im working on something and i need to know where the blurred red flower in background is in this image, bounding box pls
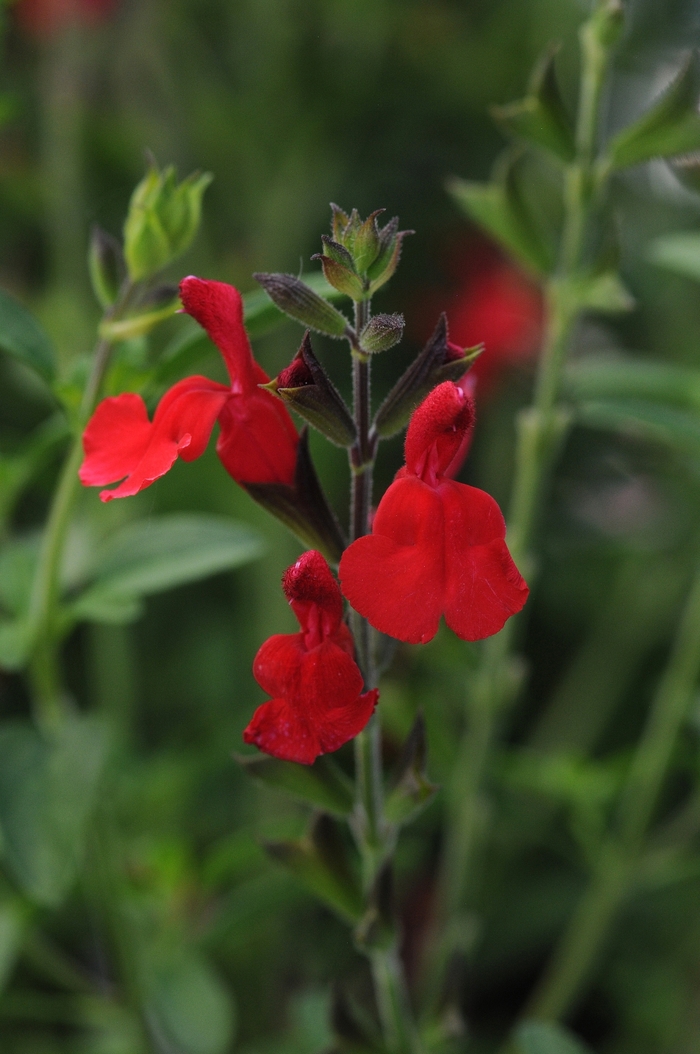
[416,238,543,396]
[244,551,378,764]
[15,0,117,37]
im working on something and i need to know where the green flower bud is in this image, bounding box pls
[123,161,212,282]
[253,272,349,338]
[88,225,125,309]
[359,313,405,353]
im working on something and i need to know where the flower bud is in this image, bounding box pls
[88,225,125,309]
[312,237,366,301]
[253,272,349,338]
[366,217,413,294]
[123,161,212,282]
[268,332,357,447]
[373,314,482,438]
[359,313,405,354]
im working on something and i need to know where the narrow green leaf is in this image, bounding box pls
[0,900,25,993]
[265,815,363,924]
[608,54,700,170]
[69,515,263,625]
[237,754,354,817]
[141,944,236,1054]
[492,47,575,163]
[571,271,635,314]
[515,1021,591,1054]
[0,717,108,906]
[648,231,700,282]
[576,398,700,458]
[565,356,700,412]
[0,288,56,384]
[448,172,550,276]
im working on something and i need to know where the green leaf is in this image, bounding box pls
[448,160,552,276]
[492,47,575,163]
[570,271,635,314]
[70,515,263,625]
[142,944,236,1054]
[0,288,56,384]
[265,815,363,924]
[514,1021,591,1054]
[0,620,31,672]
[384,713,439,827]
[0,534,39,617]
[237,754,354,817]
[0,900,26,993]
[608,54,700,170]
[0,416,69,531]
[575,398,700,458]
[0,717,108,906]
[648,231,700,282]
[565,356,700,412]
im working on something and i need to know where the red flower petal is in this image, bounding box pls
[440,480,529,640]
[404,381,475,484]
[179,277,267,392]
[80,377,229,502]
[282,550,345,645]
[216,389,298,486]
[247,633,373,764]
[339,477,445,644]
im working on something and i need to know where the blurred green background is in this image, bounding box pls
[3,0,700,1051]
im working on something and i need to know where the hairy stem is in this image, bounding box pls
[431,4,615,1002]
[27,289,134,729]
[526,553,700,1021]
[348,297,423,1053]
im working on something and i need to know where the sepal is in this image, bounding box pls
[264,813,364,923]
[366,217,413,293]
[608,53,700,171]
[253,272,349,337]
[98,286,180,341]
[244,428,346,564]
[492,46,575,164]
[384,712,438,826]
[236,752,354,817]
[359,314,404,354]
[313,237,366,300]
[88,225,125,309]
[269,332,356,447]
[373,314,481,439]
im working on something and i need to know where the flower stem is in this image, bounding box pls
[348,297,423,1054]
[431,4,615,1000]
[525,553,700,1021]
[27,289,134,730]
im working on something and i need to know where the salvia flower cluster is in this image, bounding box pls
[80,207,529,764]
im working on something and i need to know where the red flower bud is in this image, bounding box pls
[244,551,378,765]
[340,383,529,644]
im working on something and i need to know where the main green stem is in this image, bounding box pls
[349,298,422,1054]
[27,289,133,729]
[433,6,614,993]
[525,554,700,1021]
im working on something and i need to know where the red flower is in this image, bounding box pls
[339,382,529,644]
[16,0,117,37]
[80,277,299,501]
[244,551,378,765]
